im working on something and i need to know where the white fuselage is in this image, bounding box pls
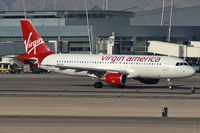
[40,54,195,79]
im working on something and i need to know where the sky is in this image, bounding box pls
[0,0,200,11]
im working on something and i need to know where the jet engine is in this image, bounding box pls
[105,73,127,86]
[137,78,160,84]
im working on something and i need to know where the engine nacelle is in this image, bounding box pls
[137,78,160,84]
[105,73,127,86]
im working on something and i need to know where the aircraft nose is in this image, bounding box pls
[187,67,196,77]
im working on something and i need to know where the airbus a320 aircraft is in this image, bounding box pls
[17,20,195,89]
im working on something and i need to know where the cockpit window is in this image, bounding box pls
[176,62,180,66]
[176,62,189,66]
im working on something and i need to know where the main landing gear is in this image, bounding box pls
[167,78,173,89]
[94,81,103,88]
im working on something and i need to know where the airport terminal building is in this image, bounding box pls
[0,5,200,55]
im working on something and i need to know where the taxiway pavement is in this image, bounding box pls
[0,73,199,133]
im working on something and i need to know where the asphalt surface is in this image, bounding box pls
[0,73,199,98]
[0,116,200,133]
[0,73,199,133]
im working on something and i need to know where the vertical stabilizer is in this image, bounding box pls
[18,20,54,66]
[20,20,54,56]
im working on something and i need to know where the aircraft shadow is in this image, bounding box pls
[69,84,200,94]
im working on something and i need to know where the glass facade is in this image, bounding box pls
[135,36,166,52]
[134,36,199,53]
[0,37,23,42]
[115,36,133,52]
[170,36,197,44]
[61,36,90,52]
[0,36,58,42]
[99,36,133,53]
[42,37,58,42]
[0,36,198,53]
[66,14,129,19]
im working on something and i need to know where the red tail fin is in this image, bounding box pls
[18,20,54,66]
[20,20,54,56]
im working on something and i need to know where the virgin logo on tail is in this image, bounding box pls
[25,32,45,55]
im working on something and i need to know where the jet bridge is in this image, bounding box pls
[147,41,200,58]
[147,41,200,71]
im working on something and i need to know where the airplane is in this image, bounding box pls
[17,20,195,89]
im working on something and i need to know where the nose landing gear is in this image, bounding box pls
[167,78,174,89]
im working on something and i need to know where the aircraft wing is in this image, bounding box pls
[42,64,128,76]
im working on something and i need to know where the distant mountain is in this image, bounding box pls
[0,0,199,11]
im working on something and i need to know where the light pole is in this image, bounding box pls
[85,0,92,54]
[54,0,56,10]
[42,0,45,10]
[161,0,166,26]
[23,0,26,19]
[168,0,174,42]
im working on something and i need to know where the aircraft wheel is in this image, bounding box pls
[169,85,173,90]
[94,82,103,88]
